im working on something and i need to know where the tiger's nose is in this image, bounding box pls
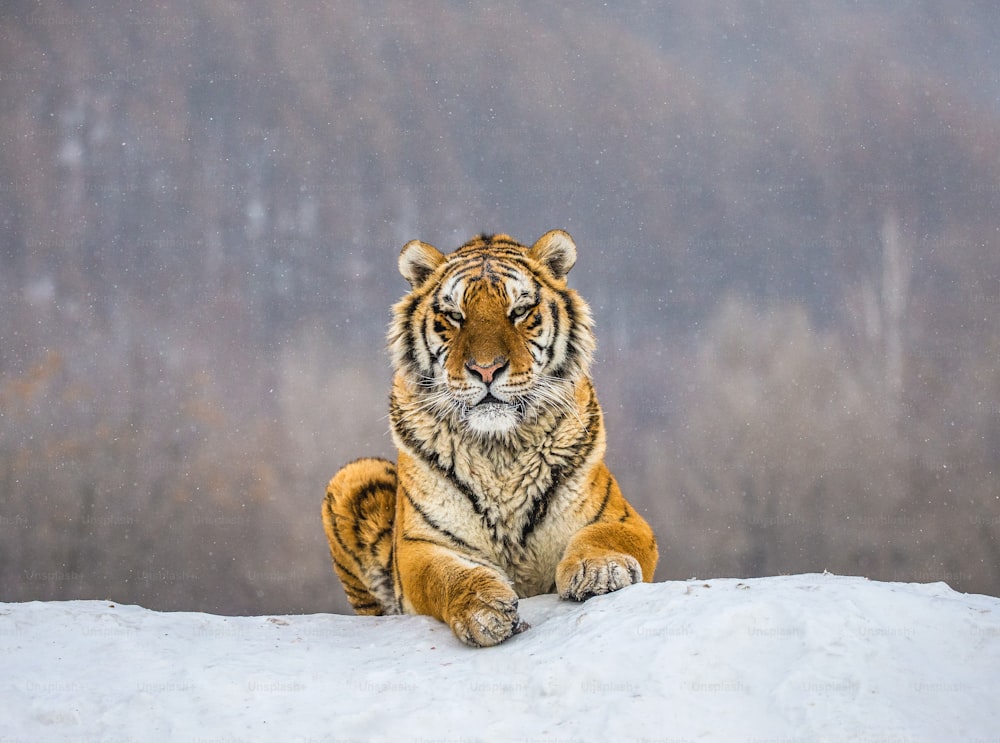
[466,357,507,384]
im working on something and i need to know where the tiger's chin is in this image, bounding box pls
[463,401,523,436]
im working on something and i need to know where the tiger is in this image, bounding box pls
[322,230,658,647]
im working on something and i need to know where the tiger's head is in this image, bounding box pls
[389,230,596,437]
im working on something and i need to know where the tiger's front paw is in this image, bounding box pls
[447,577,528,647]
[556,552,643,601]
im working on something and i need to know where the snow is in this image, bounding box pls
[2,573,999,742]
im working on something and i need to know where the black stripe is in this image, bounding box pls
[528,338,548,367]
[353,477,395,505]
[619,503,633,523]
[349,600,382,612]
[343,584,373,601]
[330,556,364,586]
[328,503,365,573]
[519,385,602,546]
[493,255,536,276]
[396,295,422,373]
[402,485,484,556]
[390,403,488,521]
[587,476,614,526]
[447,260,484,284]
[455,249,530,272]
[546,298,562,371]
[400,534,497,569]
[370,525,393,554]
[418,310,435,374]
[491,263,526,284]
[348,480,394,551]
[520,490,550,545]
[522,312,543,332]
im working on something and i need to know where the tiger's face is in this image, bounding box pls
[389,231,595,436]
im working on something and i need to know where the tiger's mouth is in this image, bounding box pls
[463,392,523,434]
[474,392,510,407]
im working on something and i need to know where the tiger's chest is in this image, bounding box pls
[393,384,605,597]
[447,441,591,595]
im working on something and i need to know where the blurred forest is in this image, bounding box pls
[1,1,998,615]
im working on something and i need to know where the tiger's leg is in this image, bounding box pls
[395,537,526,647]
[392,459,527,646]
[556,464,659,601]
[322,458,399,615]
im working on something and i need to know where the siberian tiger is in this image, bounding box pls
[322,230,658,647]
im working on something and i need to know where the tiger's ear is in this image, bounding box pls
[530,230,577,280]
[399,240,446,288]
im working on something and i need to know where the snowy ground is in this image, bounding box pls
[2,573,999,742]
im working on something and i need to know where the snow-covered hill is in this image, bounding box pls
[3,573,999,741]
